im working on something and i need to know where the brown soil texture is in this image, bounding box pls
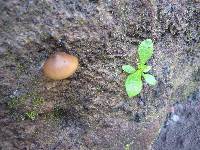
[0,0,199,150]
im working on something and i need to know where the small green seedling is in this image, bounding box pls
[122,39,157,97]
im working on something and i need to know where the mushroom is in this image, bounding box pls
[43,52,78,80]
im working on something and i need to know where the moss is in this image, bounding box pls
[43,107,63,124]
[16,63,27,77]
[8,92,45,108]
[32,96,45,107]
[52,107,65,118]
[8,94,28,109]
[8,92,45,121]
[25,111,38,120]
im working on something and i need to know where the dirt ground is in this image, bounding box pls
[0,0,199,150]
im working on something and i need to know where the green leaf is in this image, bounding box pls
[143,65,152,72]
[138,39,153,64]
[125,71,142,97]
[143,74,157,85]
[122,65,136,74]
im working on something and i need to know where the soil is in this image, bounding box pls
[0,0,199,150]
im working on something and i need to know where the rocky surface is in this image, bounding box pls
[153,89,200,150]
[0,0,199,149]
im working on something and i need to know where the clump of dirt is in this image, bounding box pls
[0,0,199,149]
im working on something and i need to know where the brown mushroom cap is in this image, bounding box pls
[43,52,78,80]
